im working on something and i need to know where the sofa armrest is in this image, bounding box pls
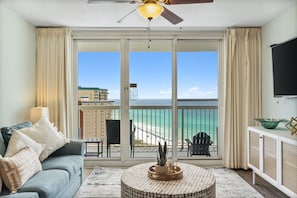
[51,139,85,156]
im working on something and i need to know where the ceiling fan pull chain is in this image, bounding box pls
[147,19,152,49]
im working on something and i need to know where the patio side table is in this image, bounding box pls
[84,138,103,157]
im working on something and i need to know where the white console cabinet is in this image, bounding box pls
[247,126,297,197]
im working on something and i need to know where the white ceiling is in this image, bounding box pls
[2,0,297,29]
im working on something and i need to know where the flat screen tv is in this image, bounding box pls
[271,37,297,97]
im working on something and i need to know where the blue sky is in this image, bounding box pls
[78,51,218,99]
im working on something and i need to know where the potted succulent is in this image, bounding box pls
[155,141,168,175]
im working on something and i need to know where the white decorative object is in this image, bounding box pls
[19,118,68,161]
[4,131,45,157]
[30,107,49,124]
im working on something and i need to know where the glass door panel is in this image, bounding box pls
[176,40,219,158]
[77,40,121,158]
[129,40,172,158]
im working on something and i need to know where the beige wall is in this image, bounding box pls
[261,4,297,121]
[0,3,36,126]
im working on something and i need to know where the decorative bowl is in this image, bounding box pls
[255,118,288,129]
[148,165,183,181]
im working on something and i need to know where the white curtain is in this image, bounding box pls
[35,28,73,137]
[224,28,262,169]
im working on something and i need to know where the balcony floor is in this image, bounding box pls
[85,145,219,159]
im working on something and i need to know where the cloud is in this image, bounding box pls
[181,86,217,98]
[188,87,200,93]
[159,88,172,98]
[107,86,217,99]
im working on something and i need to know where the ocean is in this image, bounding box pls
[112,99,218,145]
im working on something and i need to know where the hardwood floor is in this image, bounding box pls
[234,169,289,198]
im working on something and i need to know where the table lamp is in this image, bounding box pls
[30,107,49,124]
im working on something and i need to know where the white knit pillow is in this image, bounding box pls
[0,147,42,193]
[4,130,45,158]
[19,118,69,161]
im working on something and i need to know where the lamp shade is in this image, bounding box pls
[137,3,164,20]
[30,107,49,123]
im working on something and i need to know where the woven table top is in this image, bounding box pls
[121,162,216,198]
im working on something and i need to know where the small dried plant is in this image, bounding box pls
[157,141,167,166]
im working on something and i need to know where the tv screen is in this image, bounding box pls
[271,37,297,97]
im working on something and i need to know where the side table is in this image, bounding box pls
[84,138,103,157]
[121,162,216,198]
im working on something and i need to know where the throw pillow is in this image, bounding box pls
[0,122,32,148]
[4,130,45,158]
[19,118,69,161]
[0,147,42,193]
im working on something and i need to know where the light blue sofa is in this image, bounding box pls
[0,122,85,198]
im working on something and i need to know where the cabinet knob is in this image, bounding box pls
[259,136,263,139]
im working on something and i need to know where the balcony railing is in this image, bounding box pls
[78,99,218,154]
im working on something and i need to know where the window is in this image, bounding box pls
[73,31,223,163]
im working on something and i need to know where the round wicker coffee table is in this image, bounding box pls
[121,162,216,198]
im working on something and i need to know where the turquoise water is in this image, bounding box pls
[113,99,218,145]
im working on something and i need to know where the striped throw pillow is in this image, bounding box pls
[0,147,42,193]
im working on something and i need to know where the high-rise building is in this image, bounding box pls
[78,86,108,101]
[78,86,113,141]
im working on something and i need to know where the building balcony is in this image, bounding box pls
[78,99,219,159]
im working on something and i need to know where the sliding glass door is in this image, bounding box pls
[129,40,173,158]
[77,40,123,158]
[176,40,219,158]
[74,35,222,162]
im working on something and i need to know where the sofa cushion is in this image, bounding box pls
[0,147,42,193]
[0,122,32,148]
[0,192,39,198]
[5,131,45,158]
[42,155,83,180]
[19,169,69,198]
[19,118,69,161]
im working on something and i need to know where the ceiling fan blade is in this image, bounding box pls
[87,0,134,4]
[163,0,213,5]
[117,9,137,23]
[161,7,183,25]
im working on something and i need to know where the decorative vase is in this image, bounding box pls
[155,165,168,175]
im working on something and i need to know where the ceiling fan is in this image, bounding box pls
[87,0,213,25]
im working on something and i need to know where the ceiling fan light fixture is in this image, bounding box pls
[137,3,164,20]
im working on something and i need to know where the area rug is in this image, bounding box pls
[75,166,263,198]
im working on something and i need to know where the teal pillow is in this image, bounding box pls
[0,134,6,156]
[0,122,32,148]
